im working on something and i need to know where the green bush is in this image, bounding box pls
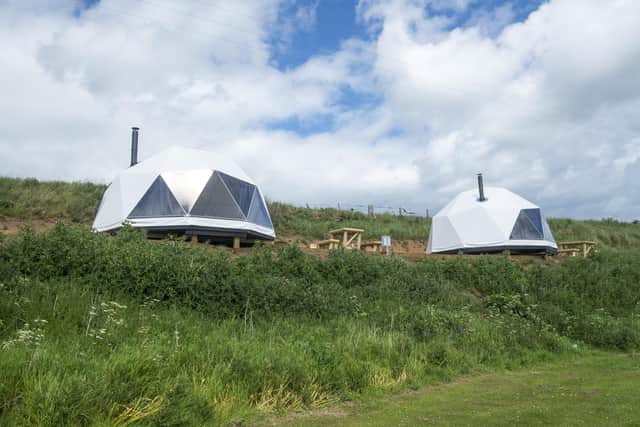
[1,224,640,424]
[3,224,639,350]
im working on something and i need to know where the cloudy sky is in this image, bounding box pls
[1,0,639,219]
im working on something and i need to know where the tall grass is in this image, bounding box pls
[2,177,640,247]
[1,225,639,424]
[549,217,640,248]
[0,177,105,223]
[0,279,571,425]
[268,202,430,241]
[1,225,639,345]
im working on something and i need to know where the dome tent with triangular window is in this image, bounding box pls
[92,129,275,242]
[426,174,556,255]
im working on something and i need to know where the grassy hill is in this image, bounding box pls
[0,177,105,223]
[1,224,639,424]
[1,175,640,425]
[2,176,639,247]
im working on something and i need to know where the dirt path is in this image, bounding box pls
[0,218,61,234]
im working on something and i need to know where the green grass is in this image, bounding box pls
[1,178,639,425]
[278,352,640,427]
[1,225,640,424]
[0,277,575,426]
[268,202,430,241]
[549,217,640,249]
[0,177,105,223]
[2,176,639,246]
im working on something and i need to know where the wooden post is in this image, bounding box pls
[342,231,348,248]
[233,237,240,250]
[356,232,362,250]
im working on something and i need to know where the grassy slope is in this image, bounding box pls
[0,269,577,425]
[549,218,640,249]
[1,221,639,424]
[269,202,429,241]
[0,177,105,223]
[1,176,639,246]
[277,352,640,427]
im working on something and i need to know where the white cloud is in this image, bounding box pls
[1,0,640,220]
[0,0,360,179]
[361,0,640,219]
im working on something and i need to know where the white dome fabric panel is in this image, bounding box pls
[448,207,505,247]
[92,176,123,231]
[132,146,253,183]
[427,187,556,254]
[161,169,212,213]
[92,146,275,239]
[427,216,462,253]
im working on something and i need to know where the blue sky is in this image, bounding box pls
[74,0,547,136]
[2,0,640,219]
[429,0,545,29]
[272,0,366,69]
[272,0,545,135]
[270,0,546,70]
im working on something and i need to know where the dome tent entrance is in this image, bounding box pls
[93,146,275,240]
[427,185,556,255]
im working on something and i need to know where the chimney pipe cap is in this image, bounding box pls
[477,173,487,202]
[130,127,140,167]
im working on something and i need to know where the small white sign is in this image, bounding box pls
[381,235,391,247]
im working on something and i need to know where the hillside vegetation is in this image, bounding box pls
[1,224,639,424]
[0,177,105,223]
[1,176,640,246]
[1,176,639,424]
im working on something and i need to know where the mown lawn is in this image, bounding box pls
[274,352,640,426]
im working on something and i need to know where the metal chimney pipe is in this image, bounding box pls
[477,173,487,202]
[130,127,139,167]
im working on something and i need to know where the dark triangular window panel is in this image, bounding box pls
[247,189,273,229]
[542,217,556,243]
[218,171,255,217]
[510,210,544,240]
[129,176,186,218]
[522,208,543,235]
[190,172,244,220]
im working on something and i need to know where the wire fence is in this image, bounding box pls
[284,202,431,218]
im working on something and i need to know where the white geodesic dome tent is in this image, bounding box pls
[92,146,275,240]
[427,186,556,254]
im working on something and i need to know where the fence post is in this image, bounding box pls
[368,205,375,218]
